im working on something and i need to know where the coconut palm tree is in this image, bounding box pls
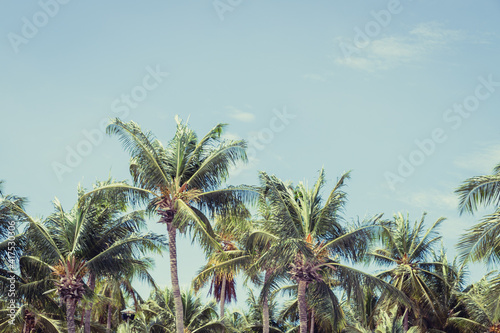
[248,169,403,333]
[193,207,252,319]
[82,117,254,333]
[194,196,286,333]
[369,213,449,331]
[19,180,165,332]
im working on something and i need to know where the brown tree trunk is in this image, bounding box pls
[298,280,308,333]
[106,304,112,333]
[66,299,77,333]
[167,222,184,333]
[310,309,315,333]
[84,272,96,333]
[219,275,227,317]
[220,275,227,333]
[262,269,271,333]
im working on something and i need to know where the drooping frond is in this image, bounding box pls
[458,208,500,265]
[456,172,500,214]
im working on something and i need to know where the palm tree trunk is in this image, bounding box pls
[309,310,314,333]
[84,272,96,333]
[298,280,308,333]
[66,299,77,333]
[220,275,227,333]
[220,275,227,317]
[106,304,112,333]
[167,222,184,333]
[262,269,271,333]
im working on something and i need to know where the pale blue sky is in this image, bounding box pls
[1,0,500,304]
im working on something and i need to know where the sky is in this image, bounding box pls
[1,0,500,308]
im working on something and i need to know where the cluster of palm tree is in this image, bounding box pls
[1,116,500,332]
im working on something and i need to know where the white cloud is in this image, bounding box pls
[303,73,327,82]
[454,143,500,174]
[221,131,241,141]
[227,106,255,122]
[393,187,458,212]
[334,22,465,71]
[410,22,463,42]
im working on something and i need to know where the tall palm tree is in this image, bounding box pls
[370,213,448,331]
[193,208,252,319]
[83,117,254,333]
[21,181,165,333]
[248,169,402,333]
[194,196,285,333]
[456,162,500,265]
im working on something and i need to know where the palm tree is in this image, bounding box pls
[83,117,254,333]
[193,208,252,319]
[195,196,287,333]
[248,169,402,333]
[456,162,500,264]
[369,213,449,331]
[20,180,165,332]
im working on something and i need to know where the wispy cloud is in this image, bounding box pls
[397,188,458,211]
[454,143,500,174]
[227,106,255,122]
[303,73,327,82]
[334,22,465,71]
[221,131,241,141]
